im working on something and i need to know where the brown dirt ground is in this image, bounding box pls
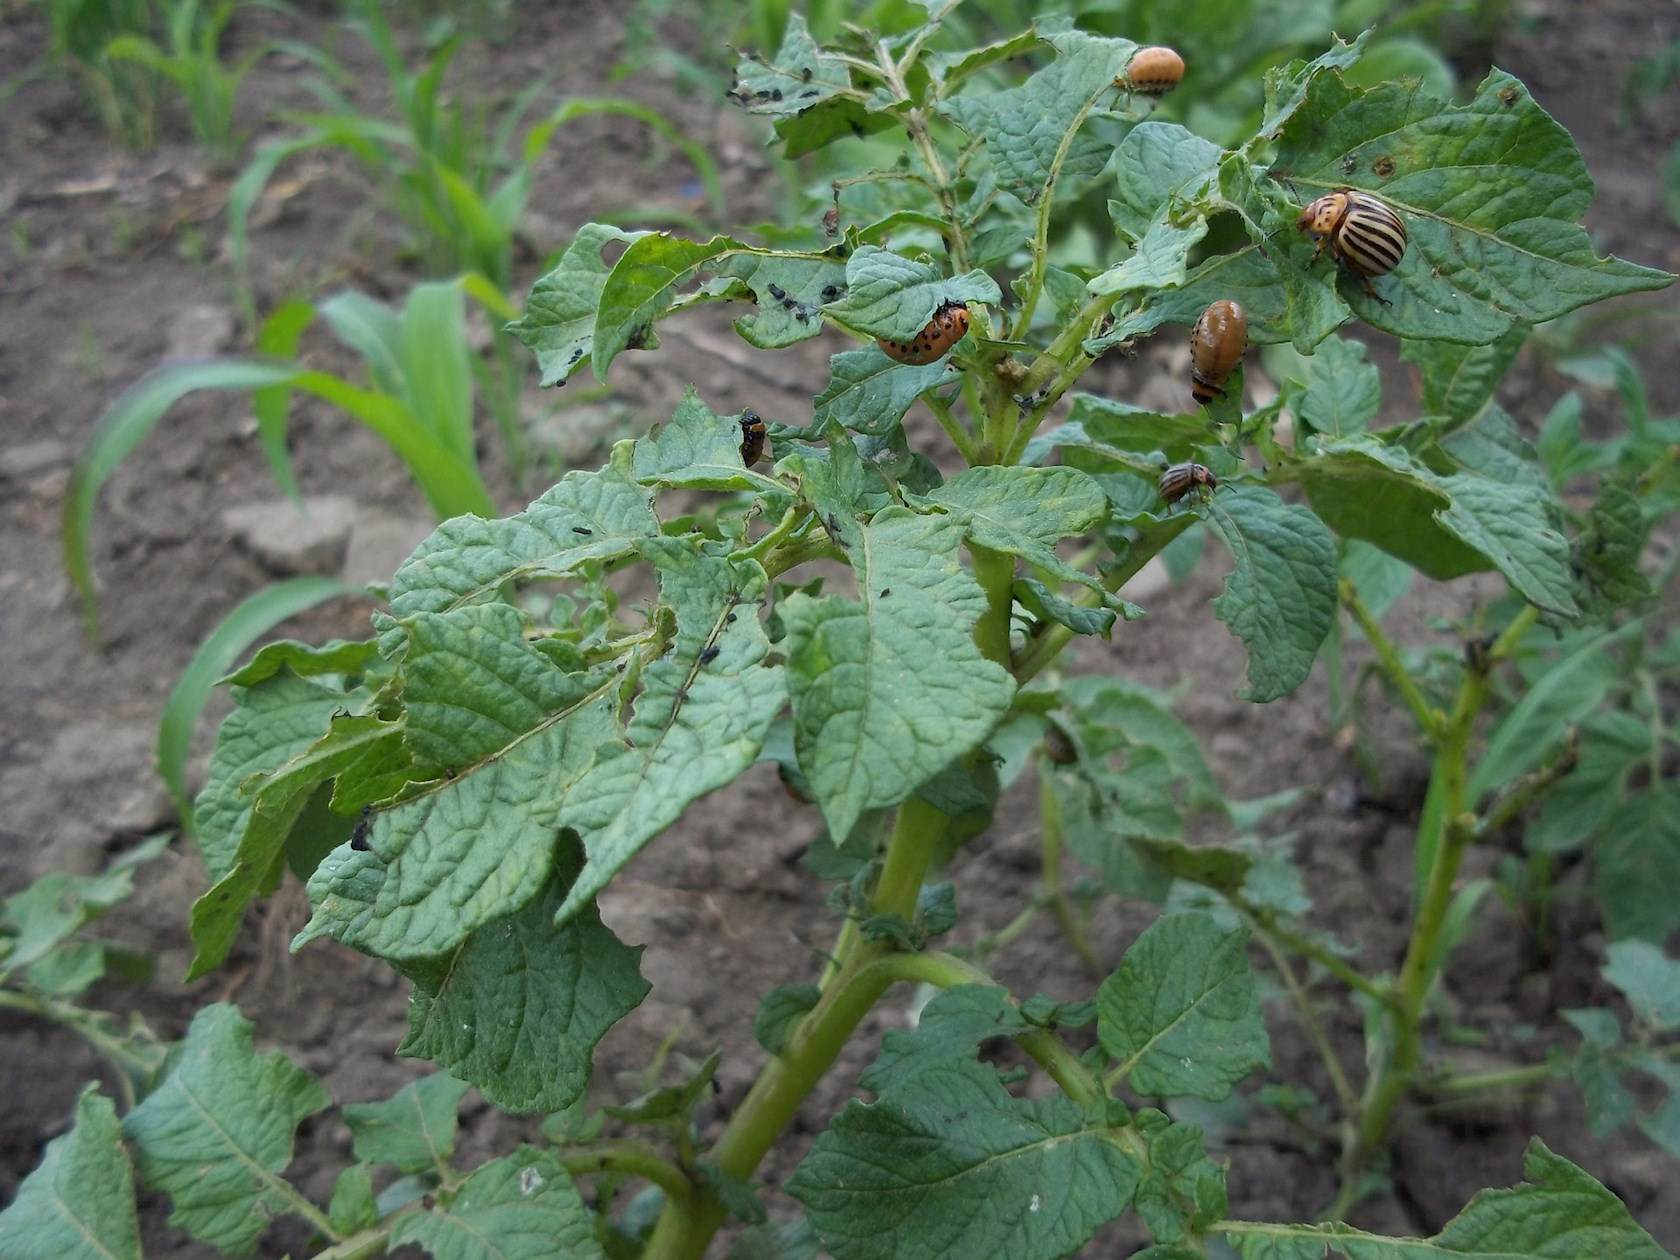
[2,1,1678,1256]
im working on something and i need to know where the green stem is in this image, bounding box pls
[923,390,980,465]
[1238,909,1391,1007]
[640,797,948,1260]
[1013,519,1192,684]
[1039,768,1104,977]
[561,1141,696,1209]
[1341,580,1441,739]
[1429,1039,1680,1098]
[1338,605,1540,1206]
[0,990,162,1111]
[1254,933,1359,1121]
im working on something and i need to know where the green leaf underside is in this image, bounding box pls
[1098,913,1270,1100]
[1207,486,1339,702]
[789,1058,1139,1260]
[3,838,167,973]
[506,224,648,386]
[383,460,659,642]
[552,543,786,924]
[0,1087,139,1260]
[1224,1140,1672,1260]
[1297,337,1380,436]
[194,671,373,884]
[592,233,744,377]
[295,668,616,962]
[120,1005,330,1255]
[1594,787,1680,945]
[389,1147,605,1260]
[1604,939,1680,1033]
[780,508,1016,843]
[341,1072,471,1175]
[924,466,1116,605]
[1297,437,1577,616]
[398,868,649,1113]
[190,707,402,978]
[716,252,848,349]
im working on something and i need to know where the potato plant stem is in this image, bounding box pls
[1340,581,1441,738]
[1038,767,1104,977]
[1014,518,1194,683]
[1337,605,1540,1208]
[640,797,949,1260]
[560,1142,695,1209]
[641,498,1033,1260]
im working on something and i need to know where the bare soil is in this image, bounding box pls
[2,2,1678,1256]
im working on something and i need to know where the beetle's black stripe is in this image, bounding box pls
[1339,195,1407,277]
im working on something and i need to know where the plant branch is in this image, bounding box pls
[1012,519,1193,684]
[1340,580,1441,739]
[560,1141,695,1208]
[641,797,949,1260]
[1238,908,1392,1006]
[1254,933,1360,1120]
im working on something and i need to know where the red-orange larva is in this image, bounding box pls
[1159,462,1217,508]
[1121,46,1184,95]
[739,411,766,465]
[876,300,970,364]
[1190,299,1248,406]
[1296,188,1408,302]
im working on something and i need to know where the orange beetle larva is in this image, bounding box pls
[1190,299,1248,406]
[739,411,767,465]
[1121,46,1185,95]
[1295,188,1408,302]
[1159,462,1217,509]
[876,300,970,364]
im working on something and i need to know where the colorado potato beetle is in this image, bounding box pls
[1121,46,1184,95]
[739,410,767,465]
[1295,188,1408,301]
[1189,299,1247,406]
[1159,462,1217,509]
[876,299,970,364]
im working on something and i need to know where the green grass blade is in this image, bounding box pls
[460,272,520,322]
[251,299,319,504]
[159,575,360,833]
[289,371,496,519]
[399,280,476,466]
[318,290,404,396]
[65,358,305,638]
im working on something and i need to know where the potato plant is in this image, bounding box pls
[6,10,1677,1260]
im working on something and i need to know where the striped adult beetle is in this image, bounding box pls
[1295,188,1408,303]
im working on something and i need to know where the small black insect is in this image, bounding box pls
[350,806,373,851]
[698,645,721,665]
[572,525,593,535]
